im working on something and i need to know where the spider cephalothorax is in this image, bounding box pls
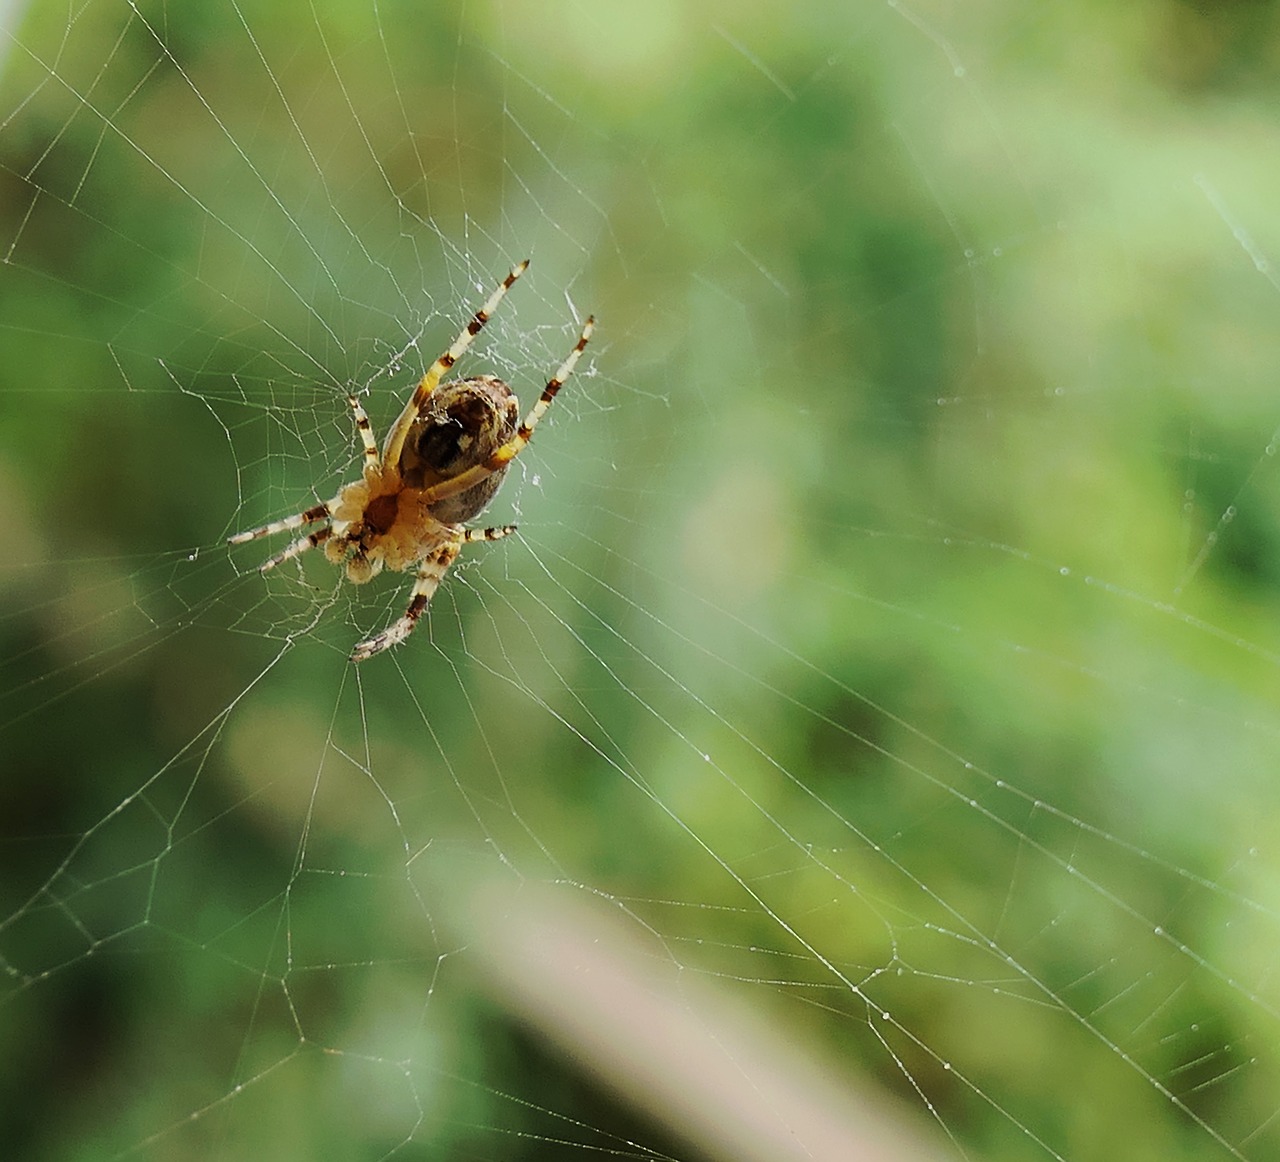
[229,260,594,661]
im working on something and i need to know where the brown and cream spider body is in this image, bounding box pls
[229,260,594,661]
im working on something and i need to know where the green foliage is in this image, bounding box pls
[3,1,1280,1159]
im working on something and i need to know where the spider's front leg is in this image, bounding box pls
[349,525,516,662]
[228,500,337,573]
[229,395,380,571]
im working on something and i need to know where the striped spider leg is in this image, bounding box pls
[228,259,595,662]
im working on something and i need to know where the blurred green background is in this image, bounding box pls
[4,0,1280,1158]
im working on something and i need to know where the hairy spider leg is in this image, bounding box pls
[413,316,594,509]
[349,540,460,661]
[228,500,332,545]
[462,525,518,544]
[380,259,530,471]
[229,392,380,549]
[349,525,517,662]
[260,525,334,572]
[348,394,380,464]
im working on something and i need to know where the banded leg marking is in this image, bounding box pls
[350,539,463,662]
[229,501,331,545]
[260,525,333,571]
[381,260,531,470]
[415,315,594,507]
[462,524,517,543]
[349,395,379,463]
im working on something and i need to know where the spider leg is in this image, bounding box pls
[348,394,380,465]
[231,394,376,550]
[381,260,530,471]
[259,525,333,571]
[350,537,464,662]
[349,525,517,660]
[462,524,517,543]
[416,316,593,507]
[228,501,332,545]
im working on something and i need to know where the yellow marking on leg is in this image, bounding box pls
[416,315,593,507]
[381,260,530,470]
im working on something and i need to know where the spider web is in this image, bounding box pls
[3,1,1280,1159]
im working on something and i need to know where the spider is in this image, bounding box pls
[229,259,594,662]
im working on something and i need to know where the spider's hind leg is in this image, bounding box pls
[259,525,333,572]
[350,537,464,662]
[349,525,517,662]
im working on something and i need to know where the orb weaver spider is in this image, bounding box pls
[229,260,594,661]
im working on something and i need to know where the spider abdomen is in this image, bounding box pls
[398,375,520,525]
